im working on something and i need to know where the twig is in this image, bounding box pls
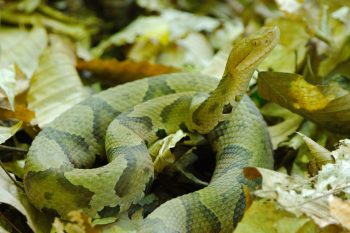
[0,212,24,233]
[0,145,27,153]
[0,161,24,191]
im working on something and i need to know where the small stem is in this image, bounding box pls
[0,145,27,153]
[248,85,258,96]
[314,30,332,45]
[0,161,24,191]
[0,212,24,233]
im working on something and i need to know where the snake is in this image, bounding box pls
[24,26,279,232]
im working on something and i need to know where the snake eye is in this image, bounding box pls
[156,129,167,139]
[222,103,233,114]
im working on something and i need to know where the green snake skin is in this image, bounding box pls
[24,27,279,232]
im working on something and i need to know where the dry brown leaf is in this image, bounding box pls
[76,59,180,85]
[329,197,350,231]
[0,105,35,122]
[244,167,339,228]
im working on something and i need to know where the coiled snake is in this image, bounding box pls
[24,27,279,232]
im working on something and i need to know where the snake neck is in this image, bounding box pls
[191,26,279,134]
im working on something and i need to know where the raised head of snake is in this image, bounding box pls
[192,26,279,133]
[23,26,279,232]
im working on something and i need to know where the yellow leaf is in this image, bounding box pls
[0,105,35,122]
[258,71,350,134]
[259,18,309,73]
[260,103,303,149]
[288,75,333,111]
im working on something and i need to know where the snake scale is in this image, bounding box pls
[24,27,279,232]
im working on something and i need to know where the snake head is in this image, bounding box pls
[226,26,280,76]
[191,26,279,134]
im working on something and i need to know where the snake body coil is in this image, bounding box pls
[24,27,279,232]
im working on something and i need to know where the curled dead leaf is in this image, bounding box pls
[77,58,179,86]
[258,71,350,134]
[0,105,35,122]
[243,167,263,180]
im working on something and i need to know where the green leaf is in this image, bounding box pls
[93,9,220,57]
[92,15,168,57]
[208,20,244,50]
[260,103,303,149]
[258,71,350,134]
[149,129,208,185]
[0,122,22,144]
[291,132,331,177]
[149,129,188,172]
[331,6,350,23]
[319,37,350,77]
[284,120,318,150]
[0,7,95,47]
[0,225,10,233]
[0,27,47,79]
[136,0,172,11]
[17,0,41,12]
[202,44,232,79]
[0,168,52,232]
[298,133,333,166]
[0,65,16,110]
[155,32,214,70]
[27,35,88,127]
[259,18,309,72]
[93,9,241,71]
[274,0,302,14]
